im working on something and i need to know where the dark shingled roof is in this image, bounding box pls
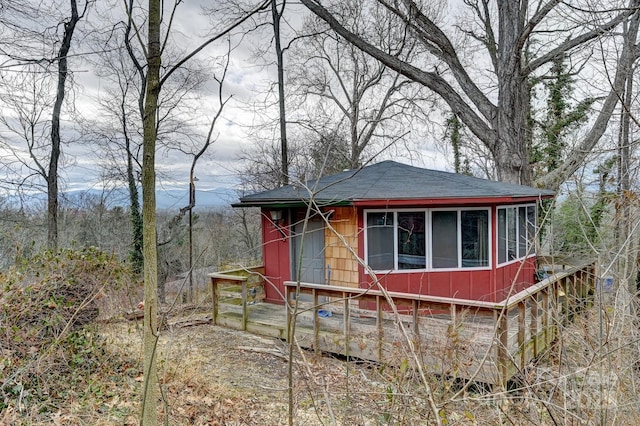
[236,161,555,207]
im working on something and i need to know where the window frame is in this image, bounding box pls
[363,207,492,273]
[496,204,537,266]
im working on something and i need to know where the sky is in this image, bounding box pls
[0,0,457,210]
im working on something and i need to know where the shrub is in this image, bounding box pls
[0,247,133,415]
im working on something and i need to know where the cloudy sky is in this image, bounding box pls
[0,0,451,209]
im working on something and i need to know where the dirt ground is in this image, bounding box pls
[99,313,409,425]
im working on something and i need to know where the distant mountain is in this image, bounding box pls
[156,187,239,210]
[4,187,240,211]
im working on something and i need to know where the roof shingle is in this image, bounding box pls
[236,161,554,206]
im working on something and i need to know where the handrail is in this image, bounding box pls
[208,265,263,280]
[283,260,595,311]
[210,265,265,330]
[284,260,596,386]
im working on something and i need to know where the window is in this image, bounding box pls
[397,212,426,269]
[461,210,489,267]
[432,211,457,268]
[366,212,394,270]
[364,208,489,271]
[497,204,536,265]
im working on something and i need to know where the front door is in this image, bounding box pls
[292,219,325,284]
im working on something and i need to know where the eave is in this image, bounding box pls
[352,194,554,207]
[233,194,554,209]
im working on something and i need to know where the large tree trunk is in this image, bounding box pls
[141,0,161,423]
[49,0,81,249]
[494,2,531,185]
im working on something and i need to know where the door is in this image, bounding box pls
[292,219,325,284]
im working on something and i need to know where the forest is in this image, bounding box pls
[1,0,640,424]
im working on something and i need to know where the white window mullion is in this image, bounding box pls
[457,210,462,268]
[393,211,398,270]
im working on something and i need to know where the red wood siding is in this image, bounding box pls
[260,203,539,305]
[494,257,537,300]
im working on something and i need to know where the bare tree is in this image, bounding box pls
[241,0,431,190]
[126,1,271,422]
[288,1,428,170]
[271,0,289,185]
[176,56,231,302]
[300,0,640,188]
[48,0,90,249]
[0,0,90,249]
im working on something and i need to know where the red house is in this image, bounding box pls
[235,161,555,305]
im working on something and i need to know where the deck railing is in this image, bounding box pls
[209,260,596,385]
[284,260,596,385]
[209,266,265,331]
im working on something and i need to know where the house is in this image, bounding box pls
[219,160,595,385]
[234,160,555,304]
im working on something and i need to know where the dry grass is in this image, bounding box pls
[5,288,640,424]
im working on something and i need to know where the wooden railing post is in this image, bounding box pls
[530,294,538,357]
[518,301,526,370]
[211,277,218,325]
[376,295,383,362]
[542,287,550,348]
[313,288,319,353]
[241,281,248,331]
[496,309,509,388]
[343,292,350,359]
[285,284,291,343]
[413,300,420,335]
[561,276,569,324]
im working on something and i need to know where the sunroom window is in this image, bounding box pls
[432,210,489,269]
[397,212,426,269]
[366,212,394,270]
[497,205,536,265]
[364,209,489,271]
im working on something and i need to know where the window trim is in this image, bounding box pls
[496,204,537,266]
[363,207,492,273]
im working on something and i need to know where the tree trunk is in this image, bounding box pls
[141,0,161,423]
[49,0,81,249]
[272,0,288,185]
[494,1,531,185]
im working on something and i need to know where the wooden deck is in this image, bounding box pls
[210,261,595,386]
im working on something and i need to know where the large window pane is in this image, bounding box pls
[461,210,489,267]
[527,205,536,254]
[367,212,394,270]
[518,206,527,257]
[432,211,458,268]
[507,207,517,261]
[498,209,506,264]
[397,212,426,269]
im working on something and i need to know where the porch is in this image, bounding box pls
[209,259,596,386]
